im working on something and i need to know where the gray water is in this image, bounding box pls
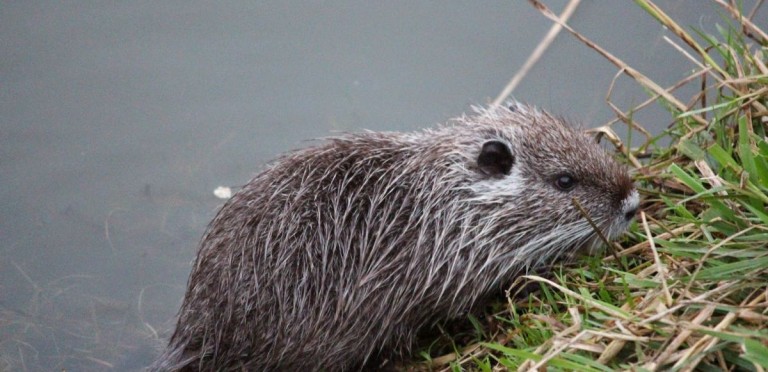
[2,1,762,370]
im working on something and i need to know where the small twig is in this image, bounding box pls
[662,35,768,120]
[571,198,626,271]
[747,0,765,21]
[528,0,709,127]
[713,0,768,43]
[493,0,581,106]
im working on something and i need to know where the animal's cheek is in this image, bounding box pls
[586,193,631,225]
[560,189,604,219]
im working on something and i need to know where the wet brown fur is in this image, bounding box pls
[152,103,638,371]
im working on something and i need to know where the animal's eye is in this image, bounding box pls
[554,173,577,191]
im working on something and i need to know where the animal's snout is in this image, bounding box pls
[622,189,640,222]
[624,207,638,221]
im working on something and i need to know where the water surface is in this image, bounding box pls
[1,1,760,370]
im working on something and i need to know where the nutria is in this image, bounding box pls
[152,102,639,371]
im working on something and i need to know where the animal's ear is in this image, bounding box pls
[477,140,514,177]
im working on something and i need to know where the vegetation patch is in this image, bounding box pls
[419,1,768,370]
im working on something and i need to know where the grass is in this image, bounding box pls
[416,0,768,370]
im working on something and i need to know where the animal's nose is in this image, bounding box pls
[621,189,640,221]
[624,207,638,221]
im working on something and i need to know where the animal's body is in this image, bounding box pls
[152,102,639,371]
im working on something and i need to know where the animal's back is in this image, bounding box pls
[155,131,480,370]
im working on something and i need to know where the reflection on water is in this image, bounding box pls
[2,1,760,370]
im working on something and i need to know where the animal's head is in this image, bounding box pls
[456,102,638,263]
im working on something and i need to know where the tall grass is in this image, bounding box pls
[421,1,768,370]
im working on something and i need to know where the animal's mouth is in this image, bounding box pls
[573,212,637,258]
[496,204,639,272]
[620,189,640,227]
[567,188,638,257]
